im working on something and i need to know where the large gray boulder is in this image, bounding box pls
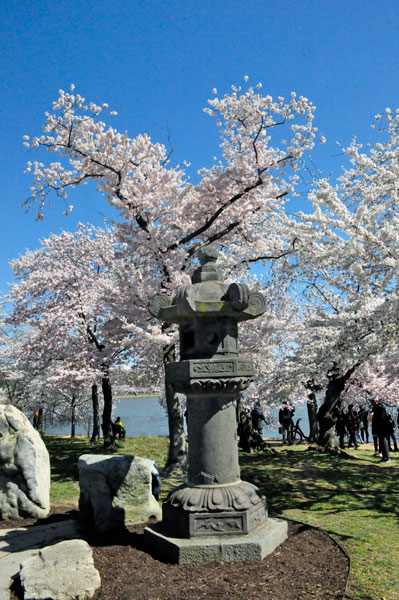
[0,404,50,520]
[79,454,161,533]
[19,539,101,600]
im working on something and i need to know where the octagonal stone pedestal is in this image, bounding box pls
[144,517,288,564]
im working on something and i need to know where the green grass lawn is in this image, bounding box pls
[43,435,399,600]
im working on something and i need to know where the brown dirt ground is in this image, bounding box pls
[1,507,349,600]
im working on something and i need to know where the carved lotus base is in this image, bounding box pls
[166,480,264,512]
[162,480,267,538]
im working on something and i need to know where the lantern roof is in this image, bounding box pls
[149,247,266,323]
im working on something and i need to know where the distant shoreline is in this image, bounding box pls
[114,394,160,399]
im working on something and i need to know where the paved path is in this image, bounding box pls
[0,520,82,600]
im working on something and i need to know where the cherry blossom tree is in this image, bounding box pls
[0,320,93,436]
[4,224,150,448]
[343,356,399,410]
[271,106,399,448]
[21,79,319,470]
[0,325,33,407]
[21,81,399,457]
[26,376,92,439]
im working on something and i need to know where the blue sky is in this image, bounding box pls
[1,0,398,295]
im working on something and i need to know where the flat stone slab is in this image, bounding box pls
[19,539,101,600]
[0,519,81,600]
[144,517,288,564]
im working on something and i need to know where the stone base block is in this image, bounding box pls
[163,501,266,537]
[144,517,287,564]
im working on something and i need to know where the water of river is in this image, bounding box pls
[43,396,310,439]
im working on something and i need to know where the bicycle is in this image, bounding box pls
[288,418,309,445]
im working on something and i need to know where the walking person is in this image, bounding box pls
[371,398,391,463]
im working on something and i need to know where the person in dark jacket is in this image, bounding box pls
[387,410,398,452]
[359,404,369,443]
[334,406,346,449]
[238,406,267,452]
[369,408,380,456]
[371,398,391,462]
[279,401,295,444]
[345,405,359,449]
[251,401,266,436]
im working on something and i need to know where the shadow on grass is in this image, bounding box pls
[45,437,399,526]
[239,447,399,523]
[43,436,119,483]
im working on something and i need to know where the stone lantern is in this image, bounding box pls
[144,247,287,563]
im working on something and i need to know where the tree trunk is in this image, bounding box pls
[163,343,187,474]
[70,396,76,439]
[101,375,115,450]
[90,384,100,444]
[307,391,319,443]
[317,364,359,448]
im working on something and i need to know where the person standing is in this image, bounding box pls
[389,428,398,452]
[32,410,40,430]
[238,407,253,453]
[237,406,266,452]
[354,407,362,445]
[371,398,391,463]
[32,408,43,433]
[251,401,266,436]
[359,404,369,444]
[279,401,295,444]
[369,408,380,456]
[345,405,359,449]
[387,410,398,452]
[334,407,346,449]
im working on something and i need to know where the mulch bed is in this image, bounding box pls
[2,509,350,600]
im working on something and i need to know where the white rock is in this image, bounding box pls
[0,405,50,520]
[0,520,82,600]
[19,539,101,600]
[79,454,161,532]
